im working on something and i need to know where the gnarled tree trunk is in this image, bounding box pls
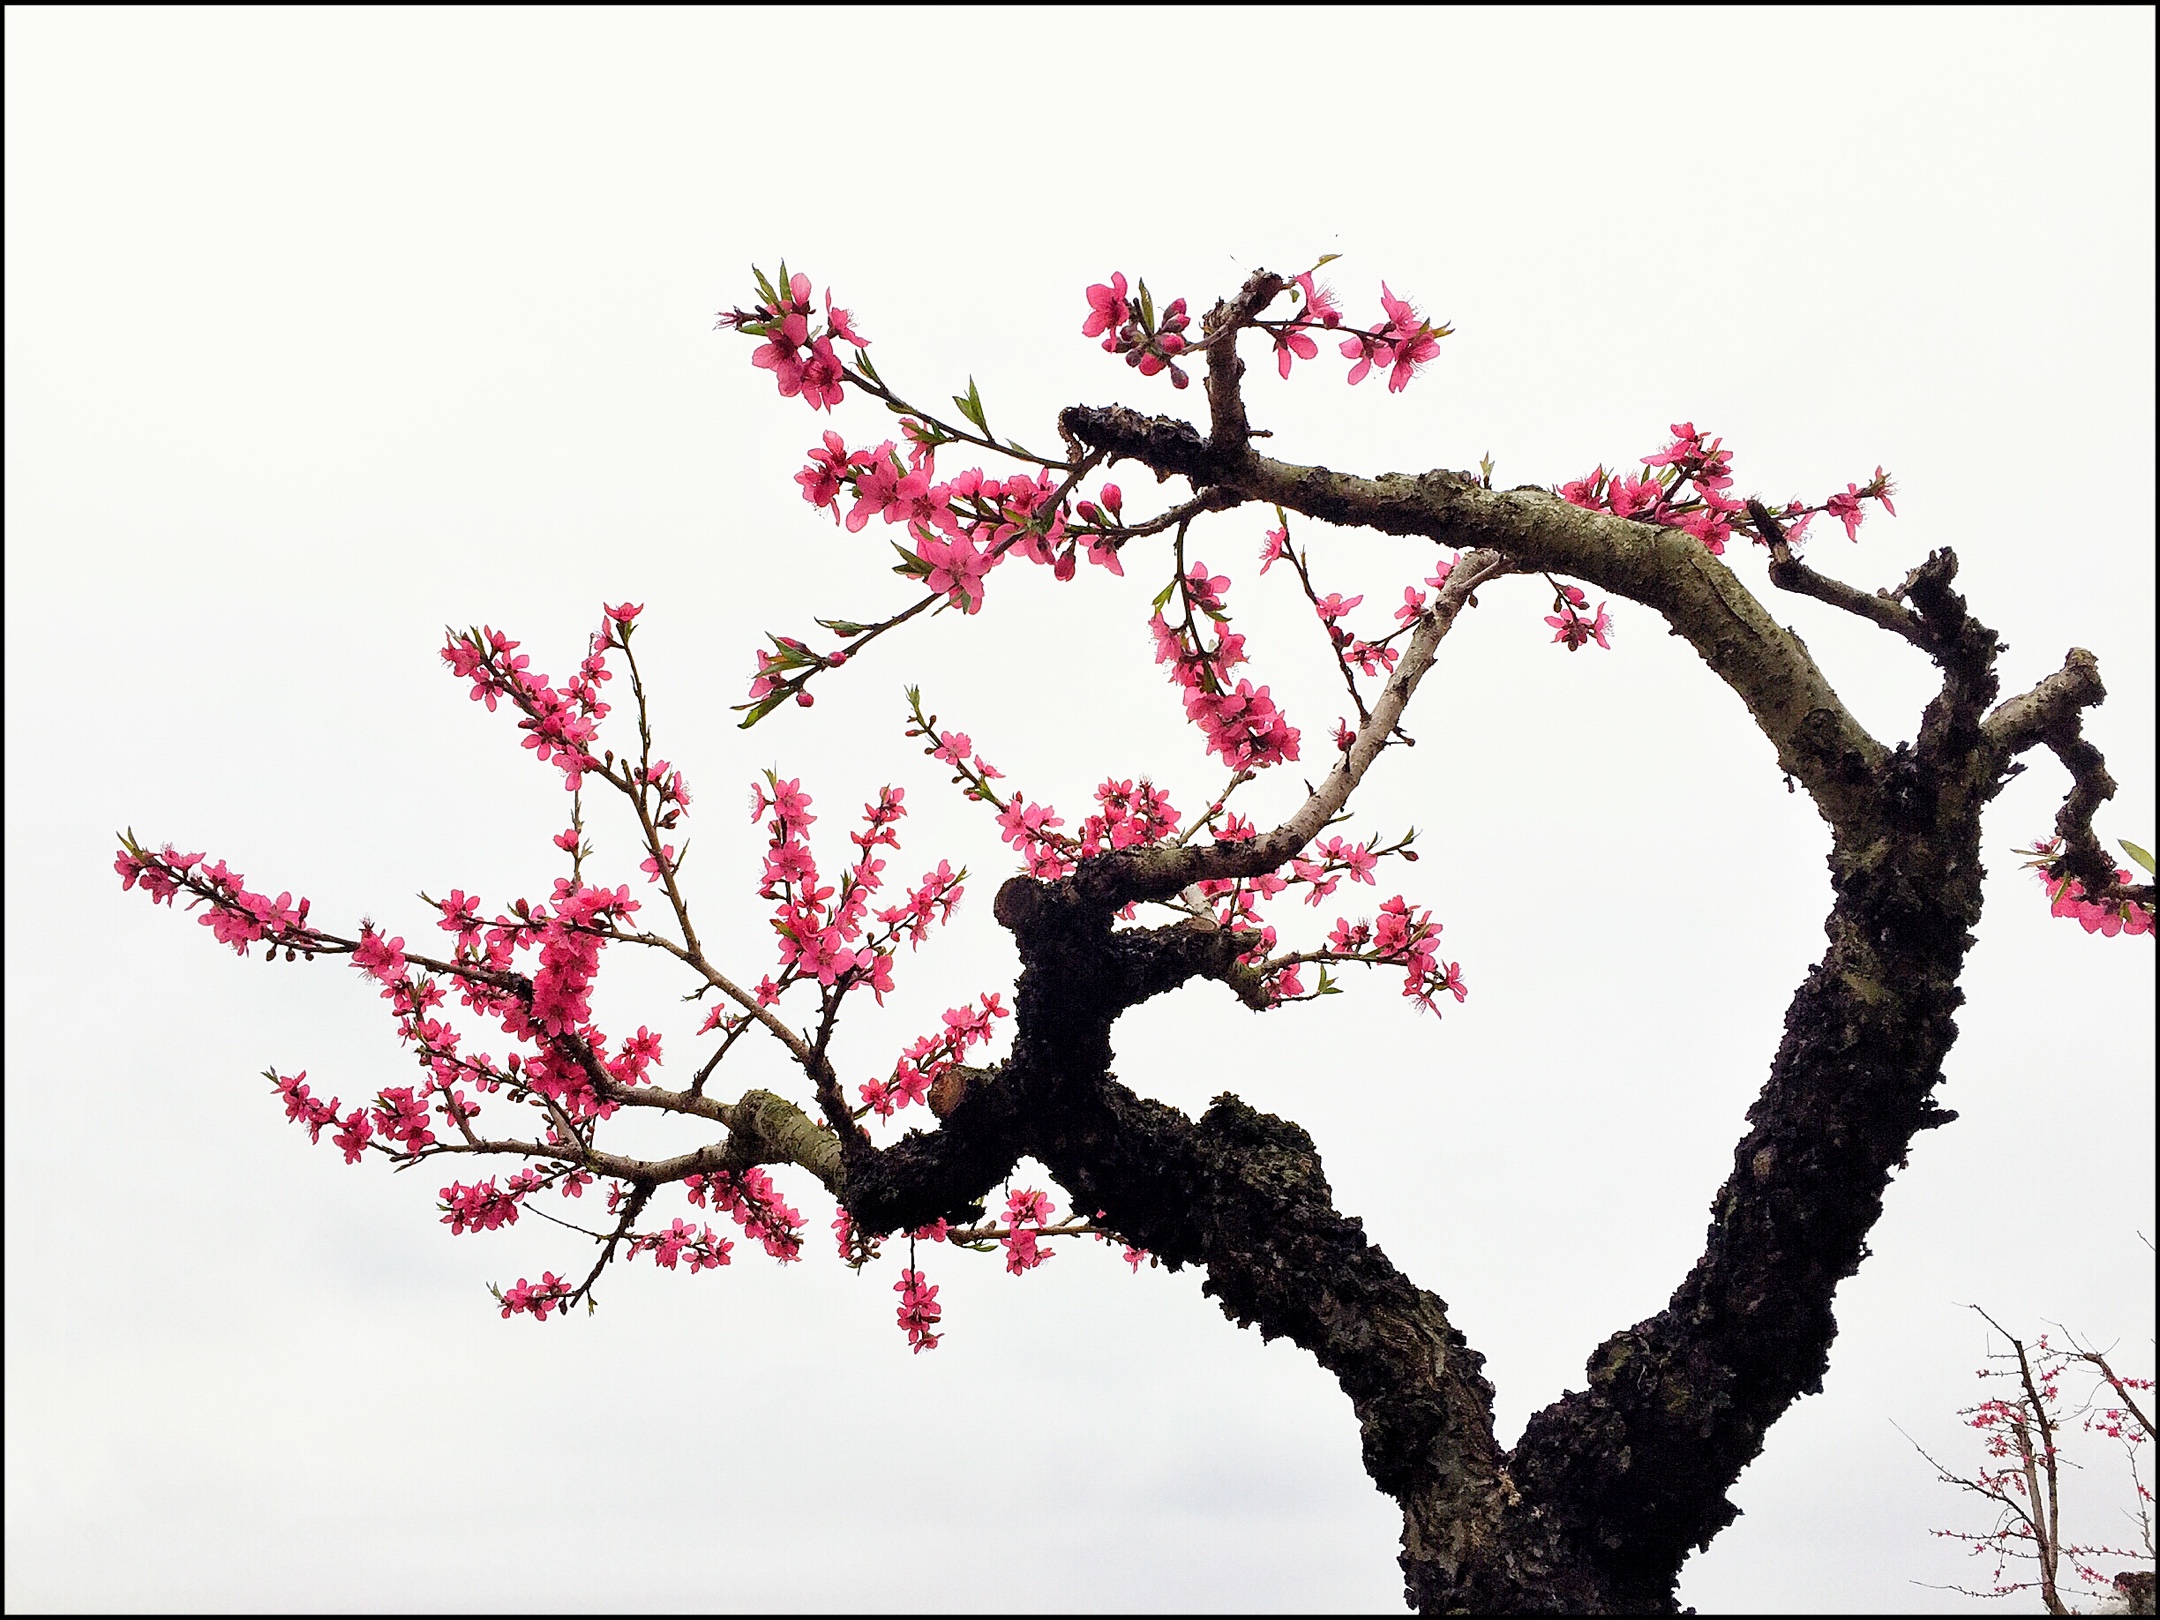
[826,275,2148,1612]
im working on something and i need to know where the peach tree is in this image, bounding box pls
[118,260,2154,1614]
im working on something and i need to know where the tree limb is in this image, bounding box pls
[1062,403,1889,827]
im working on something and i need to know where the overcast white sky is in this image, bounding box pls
[6,7,2154,1613]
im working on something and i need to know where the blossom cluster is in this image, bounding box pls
[783,430,1128,622]
[439,1171,542,1236]
[858,993,1009,1121]
[894,1268,942,1353]
[1001,1187,1057,1275]
[494,1271,574,1322]
[1082,272,1194,388]
[1544,582,1614,652]
[1335,281,1451,394]
[1149,566,1301,773]
[749,774,965,1006]
[441,612,622,793]
[715,264,867,413]
[1079,778,1179,859]
[684,1167,805,1261]
[1560,421,1896,558]
[2017,839,2156,937]
[116,839,322,958]
[628,1218,733,1273]
[1084,265,1452,396]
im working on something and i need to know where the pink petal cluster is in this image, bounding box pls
[1340,282,1448,393]
[629,1217,733,1273]
[1545,583,1615,652]
[859,993,1008,1121]
[442,624,613,792]
[1558,427,1895,573]
[117,842,322,959]
[1079,778,1180,859]
[1002,1187,1057,1275]
[719,267,863,413]
[1148,573,1301,774]
[895,1267,943,1352]
[2041,865,2154,937]
[1081,271,1193,388]
[685,1167,805,1261]
[496,1272,572,1322]
[440,1176,526,1236]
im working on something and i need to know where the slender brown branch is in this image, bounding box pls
[1052,547,1511,915]
[1756,500,1929,647]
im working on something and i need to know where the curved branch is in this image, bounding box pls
[1063,404,1889,827]
[1760,518,1928,648]
[1984,649,2156,912]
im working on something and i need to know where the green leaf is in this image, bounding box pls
[816,617,873,639]
[854,351,883,384]
[1151,577,1179,612]
[1313,253,1341,269]
[1137,278,1155,331]
[952,376,988,433]
[890,542,932,578]
[750,264,780,310]
[2122,839,2156,876]
[736,693,787,730]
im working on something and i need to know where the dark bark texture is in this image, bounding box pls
[822,281,2140,1612]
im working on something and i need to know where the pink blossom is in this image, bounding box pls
[1824,486,1867,542]
[440,1177,524,1236]
[917,529,993,613]
[1313,591,1364,622]
[798,337,845,412]
[1274,326,1318,379]
[750,309,810,397]
[1558,467,1607,511]
[353,928,407,987]
[1082,273,1130,345]
[796,431,871,516]
[823,289,867,348]
[995,794,1065,851]
[1546,603,1613,651]
[1605,473,1665,522]
[1293,271,1342,327]
[1375,283,1443,392]
[1184,563,1230,614]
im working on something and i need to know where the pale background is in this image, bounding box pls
[6,7,2153,1612]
